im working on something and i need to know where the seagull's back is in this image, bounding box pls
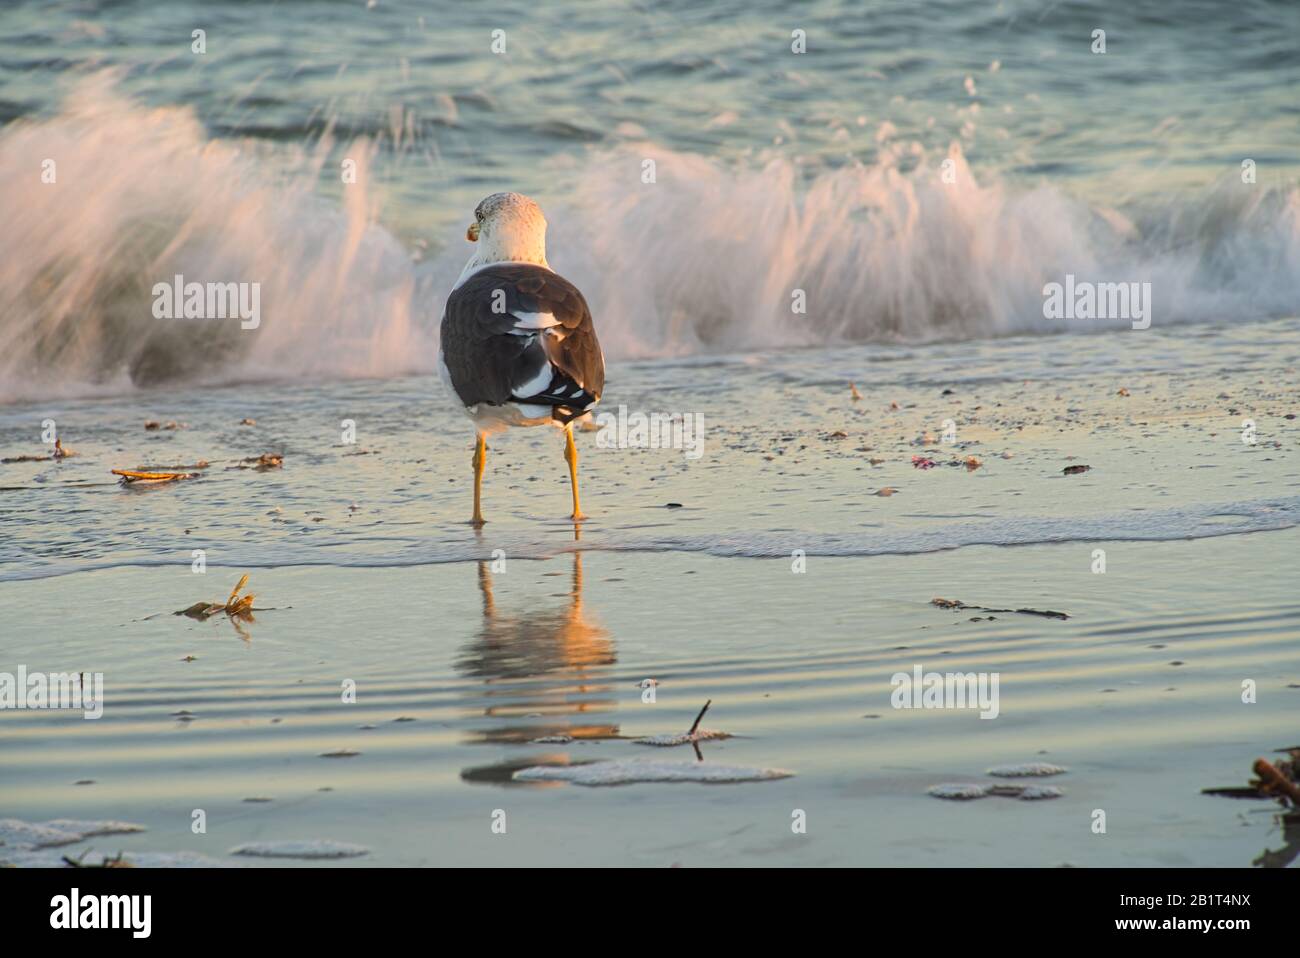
[440,262,604,429]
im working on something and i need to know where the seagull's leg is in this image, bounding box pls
[563,424,586,521]
[471,432,487,526]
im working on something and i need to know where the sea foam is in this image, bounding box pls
[3,76,1298,401]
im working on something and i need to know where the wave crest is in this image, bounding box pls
[2,77,1297,400]
[0,76,428,401]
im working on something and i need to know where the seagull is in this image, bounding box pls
[438,192,605,526]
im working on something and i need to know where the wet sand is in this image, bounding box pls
[3,318,1297,578]
[3,530,1298,867]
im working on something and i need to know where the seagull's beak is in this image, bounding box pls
[466,223,479,242]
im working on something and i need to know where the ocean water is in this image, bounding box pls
[0,0,1298,398]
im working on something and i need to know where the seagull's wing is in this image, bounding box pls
[440,264,605,422]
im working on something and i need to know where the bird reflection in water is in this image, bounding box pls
[458,549,618,787]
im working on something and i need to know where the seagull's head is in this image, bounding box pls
[465,192,549,267]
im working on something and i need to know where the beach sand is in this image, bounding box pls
[2,533,1298,867]
[2,319,1297,867]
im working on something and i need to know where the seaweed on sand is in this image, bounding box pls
[113,468,201,484]
[175,573,266,625]
[931,597,1070,620]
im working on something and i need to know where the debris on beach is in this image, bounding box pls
[987,763,1068,777]
[931,597,1070,620]
[230,840,369,860]
[927,783,987,800]
[927,782,1065,801]
[3,438,75,463]
[635,699,732,747]
[514,697,786,785]
[513,759,792,787]
[1117,388,1130,397]
[1062,464,1091,475]
[4,845,228,868]
[849,382,863,401]
[62,850,133,868]
[1204,748,1300,821]
[113,468,201,485]
[175,573,261,621]
[636,729,732,746]
[144,420,186,431]
[0,818,145,851]
[49,819,147,841]
[238,418,256,426]
[1010,607,1070,619]
[911,454,980,471]
[319,749,360,759]
[1003,785,1065,800]
[234,453,283,471]
[874,487,898,497]
[929,761,1069,801]
[1254,756,1300,808]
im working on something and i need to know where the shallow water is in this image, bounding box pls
[3,532,1299,867]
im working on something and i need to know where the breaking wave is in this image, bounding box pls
[2,76,1297,401]
[0,76,428,402]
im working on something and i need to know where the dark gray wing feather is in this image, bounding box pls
[440,264,604,423]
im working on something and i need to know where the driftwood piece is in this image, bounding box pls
[1254,758,1300,806]
[112,469,200,484]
